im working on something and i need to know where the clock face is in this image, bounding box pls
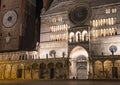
[2,10,18,28]
[69,6,89,24]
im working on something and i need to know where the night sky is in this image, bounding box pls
[36,0,43,17]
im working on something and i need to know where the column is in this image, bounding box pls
[3,65,6,79]
[92,60,95,79]
[102,61,105,78]
[31,66,33,79]
[102,52,105,79]
[62,56,65,79]
[24,65,26,79]
[38,64,40,79]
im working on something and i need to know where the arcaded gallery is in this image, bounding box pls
[0,0,120,80]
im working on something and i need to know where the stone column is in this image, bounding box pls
[24,65,26,79]
[31,65,33,79]
[92,60,95,79]
[46,63,49,79]
[3,65,6,79]
[101,52,105,79]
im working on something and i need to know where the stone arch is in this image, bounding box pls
[5,64,11,79]
[32,63,39,70]
[82,30,88,41]
[48,63,54,69]
[0,65,5,79]
[17,64,24,79]
[25,64,32,79]
[104,60,113,79]
[94,60,102,79]
[114,60,120,79]
[69,46,89,79]
[48,63,55,79]
[69,32,75,43]
[75,31,81,42]
[11,64,18,79]
[55,62,63,79]
[39,63,46,79]
[32,63,39,79]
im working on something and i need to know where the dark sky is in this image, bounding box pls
[36,0,43,17]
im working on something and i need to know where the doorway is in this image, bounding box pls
[69,46,89,79]
[17,69,22,78]
[50,68,54,79]
[77,56,87,79]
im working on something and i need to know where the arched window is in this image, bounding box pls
[69,32,74,43]
[105,8,110,14]
[22,55,24,60]
[112,8,117,13]
[82,30,88,41]
[19,56,21,60]
[76,31,81,42]
[58,16,62,22]
[49,50,56,58]
[52,17,56,22]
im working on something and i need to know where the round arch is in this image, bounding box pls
[94,60,102,79]
[104,60,113,79]
[39,63,46,79]
[69,32,75,43]
[11,64,18,79]
[69,46,89,79]
[5,64,11,79]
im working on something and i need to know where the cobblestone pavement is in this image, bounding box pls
[0,80,120,85]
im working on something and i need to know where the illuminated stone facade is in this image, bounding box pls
[0,0,120,80]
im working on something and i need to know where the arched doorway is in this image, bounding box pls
[48,63,54,79]
[69,46,89,79]
[5,64,11,79]
[104,60,113,79]
[11,64,18,79]
[32,63,39,79]
[94,60,102,79]
[55,62,63,79]
[39,63,46,79]
[17,64,24,79]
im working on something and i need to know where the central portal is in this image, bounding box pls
[77,56,87,79]
[69,46,89,79]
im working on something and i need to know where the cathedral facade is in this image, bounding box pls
[0,0,120,80]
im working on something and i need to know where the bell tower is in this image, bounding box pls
[0,0,36,52]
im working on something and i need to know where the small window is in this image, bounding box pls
[112,8,117,13]
[105,8,110,14]
[58,16,62,22]
[52,17,56,22]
